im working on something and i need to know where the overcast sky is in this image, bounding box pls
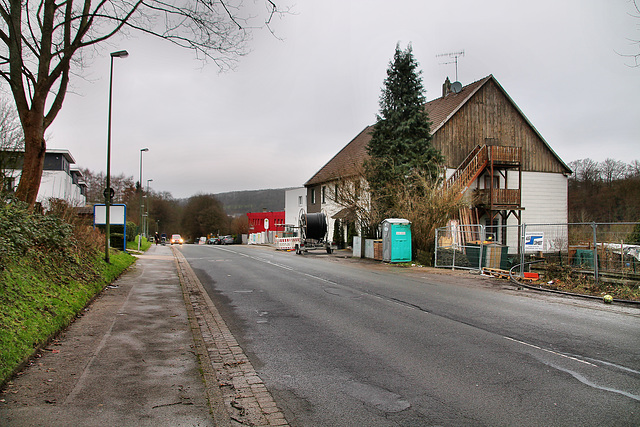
[44,0,640,199]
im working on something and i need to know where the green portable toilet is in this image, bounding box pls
[382,218,412,263]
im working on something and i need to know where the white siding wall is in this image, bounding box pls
[285,188,306,227]
[518,171,568,225]
[321,184,343,242]
[5,168,86,207]
[37,170,85,207]
[441,169,567,227]
[503,171,567,252]
[37,170,71,204]
[69,184,86,207]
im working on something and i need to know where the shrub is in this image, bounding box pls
[0,196,136,386]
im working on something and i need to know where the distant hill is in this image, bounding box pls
[214,188,295,216]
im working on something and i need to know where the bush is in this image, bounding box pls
[0,196,82,269]
[0,196,136,386]
[126,221,138,242]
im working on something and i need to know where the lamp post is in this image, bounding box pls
[105,49,129,264]
[138,147,149,251]
[145,178,153,238]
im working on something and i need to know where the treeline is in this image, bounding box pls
[80,169,285,240]
[214,188,291,216]
[568,158,640,223]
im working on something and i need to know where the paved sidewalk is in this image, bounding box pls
[0,245,213,426]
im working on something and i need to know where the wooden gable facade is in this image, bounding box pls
[429,75,569,174]
[305,75,571,243]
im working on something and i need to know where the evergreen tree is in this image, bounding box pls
[365,43,443,218]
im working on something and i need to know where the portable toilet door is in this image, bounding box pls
[382,218,412,262]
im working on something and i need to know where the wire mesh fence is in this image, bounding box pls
[435,222,640,283]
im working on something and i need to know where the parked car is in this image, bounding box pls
[207,237,221,245]
[221,235,235,245]
[170,234,184,245]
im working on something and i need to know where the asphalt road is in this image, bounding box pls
[179,244,640,426]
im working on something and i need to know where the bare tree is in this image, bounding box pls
[80,168,134,204]
[0,98,23,150]
[230,214,248,235]
[1,0,286,207]
[599,158,628,185]
[386,171,461,263]
[79,168,104,203]
[622,0,640,67]
[181,193,228,239]
[327,161,376,236]
[148,190,181,235]
[627,160,640,178]
[0,98,24,190]
[568,158,601,183]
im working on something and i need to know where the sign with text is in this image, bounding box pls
[524,232,544,252]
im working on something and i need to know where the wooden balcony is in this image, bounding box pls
[488,146,521,166]
[474,188,521,208]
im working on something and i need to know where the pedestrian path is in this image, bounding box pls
[0,245,213,426]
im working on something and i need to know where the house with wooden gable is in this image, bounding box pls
[305,74,572,250]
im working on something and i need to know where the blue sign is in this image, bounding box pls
[525,232,544,252]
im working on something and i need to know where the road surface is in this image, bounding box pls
[180,244,640,426]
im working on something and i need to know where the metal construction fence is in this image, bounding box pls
[435,222,640,283]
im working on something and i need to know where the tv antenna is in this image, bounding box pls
[436,50,465,82]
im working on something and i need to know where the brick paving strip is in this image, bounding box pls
[173,247,289,427]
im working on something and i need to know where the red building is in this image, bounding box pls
[247,211,285,234]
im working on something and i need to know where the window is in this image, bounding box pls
[311,188,316,204]
[322,186,327,204]
[298,195,303,206]
[2,177,15,193]
[484,175,500,189]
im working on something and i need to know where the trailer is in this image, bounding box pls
[295,212,336,254]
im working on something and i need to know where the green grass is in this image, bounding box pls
[127,235,152,252]
[0,251,135,386]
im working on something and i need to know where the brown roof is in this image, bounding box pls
[425,75,490,134]
[305,125,373,186]
[305,75,568,187]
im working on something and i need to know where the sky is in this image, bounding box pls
[43,0,640,199]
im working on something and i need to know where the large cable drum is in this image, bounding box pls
[302,212,327,240]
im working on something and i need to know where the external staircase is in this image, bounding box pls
[444,145,489,201]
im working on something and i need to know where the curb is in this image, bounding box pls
[173,247,289,426]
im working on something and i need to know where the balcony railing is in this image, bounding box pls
[474,189,521,207]
[489,146,521,165]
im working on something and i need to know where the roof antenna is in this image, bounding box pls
[436,50,465,82]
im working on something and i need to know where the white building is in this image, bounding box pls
[284,187,307,227]
[2,149,87,207]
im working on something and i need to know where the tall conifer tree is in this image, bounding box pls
[366,43,443,218]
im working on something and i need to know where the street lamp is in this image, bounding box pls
[105,49,129,264]
[145,178,153,238]
[138,147,149,251]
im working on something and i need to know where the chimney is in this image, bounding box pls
[442,77,452,97]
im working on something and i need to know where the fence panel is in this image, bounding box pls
[436,221,640,284]
[435,224,485,270]
[594,223,640,279]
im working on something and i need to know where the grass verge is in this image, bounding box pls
[127,235,152,252]
[0,250,135,387]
